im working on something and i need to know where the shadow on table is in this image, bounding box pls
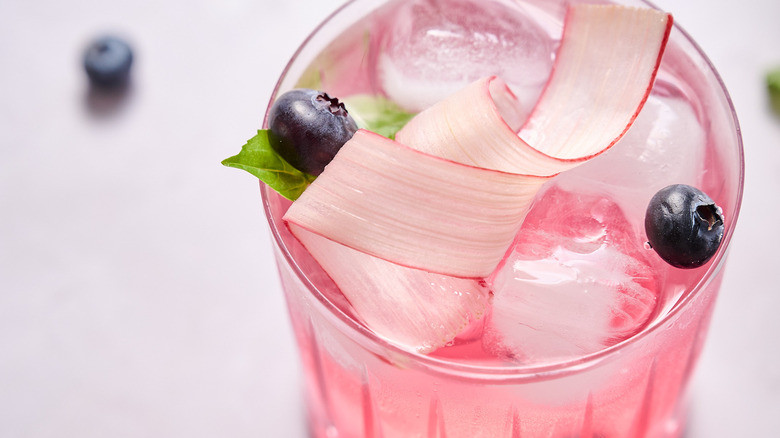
[84,81,134,119]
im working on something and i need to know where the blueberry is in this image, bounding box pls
[268,89,358,176]
[644,184,724,269]
[83,36,133,88]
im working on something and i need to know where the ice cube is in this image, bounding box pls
[484,186,659,364]
[554,86,706,215]
[377,0,554,115]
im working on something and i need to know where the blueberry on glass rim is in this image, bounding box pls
[268,89,358,176]
[83,35,133,88]
[644,184,725,269]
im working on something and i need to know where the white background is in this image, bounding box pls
[1,0,777,436]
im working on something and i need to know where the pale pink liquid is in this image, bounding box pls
[263,0,743,437]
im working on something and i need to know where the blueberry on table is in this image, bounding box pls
[268,89,358,176]
[83,36,133,88]
[644,184,724,269]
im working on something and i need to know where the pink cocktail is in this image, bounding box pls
[261,0,743,437]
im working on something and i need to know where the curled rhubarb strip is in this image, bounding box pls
[396,5,672,176]
[289,223,490,353]
[519,5,672,159]
[287,130,548,278]
[395,76,561,175]
[286,5,671,278]
[283,4,672,352]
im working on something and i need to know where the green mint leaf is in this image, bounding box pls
[222,130,315,201]
[343,94,416,140]
[768,67,780,116]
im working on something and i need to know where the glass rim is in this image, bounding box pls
[261,0,745,382]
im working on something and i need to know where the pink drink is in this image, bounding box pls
[262,0,743,436]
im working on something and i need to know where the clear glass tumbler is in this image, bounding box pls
[261,0,744,437]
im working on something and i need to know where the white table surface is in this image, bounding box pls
[1,0,777,436]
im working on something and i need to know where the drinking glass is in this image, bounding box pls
[261,0,744,436]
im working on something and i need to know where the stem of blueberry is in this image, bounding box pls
[696,204,722,231]
[316,92,349,117]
